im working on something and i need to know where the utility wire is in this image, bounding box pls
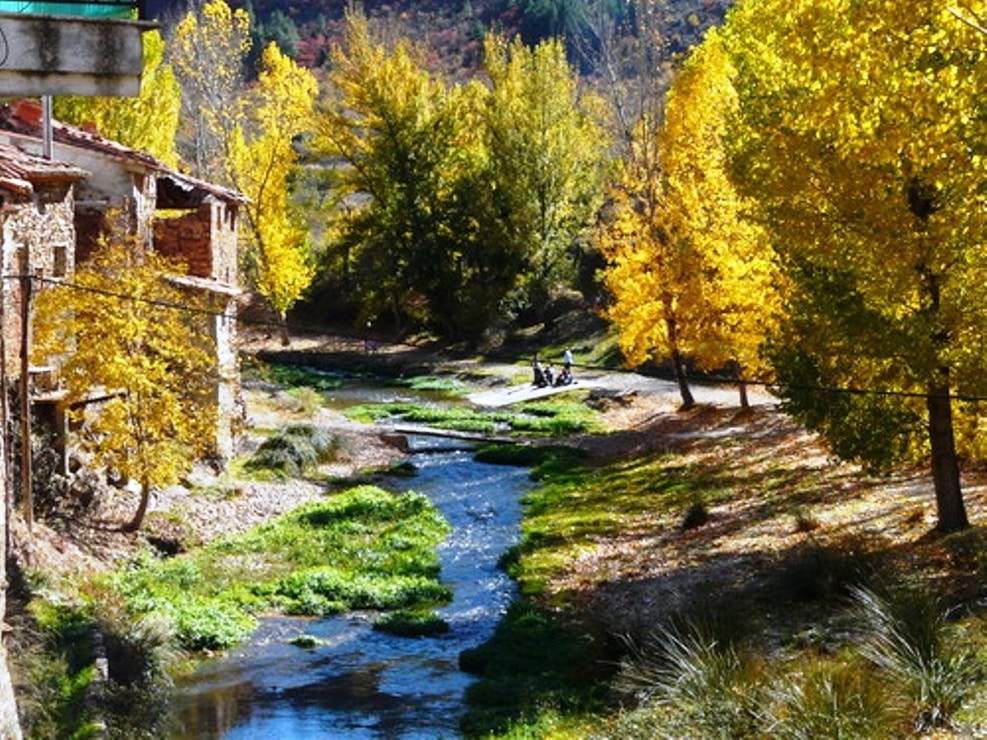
[13,273,987,405]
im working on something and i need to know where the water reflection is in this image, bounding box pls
[169,451,531,739]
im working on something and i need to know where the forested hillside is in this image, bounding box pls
[145,0,732,71]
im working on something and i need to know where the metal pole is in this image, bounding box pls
[19,266,31,533]
[41,96,52,161]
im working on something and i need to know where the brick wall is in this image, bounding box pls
[153,205,214,278]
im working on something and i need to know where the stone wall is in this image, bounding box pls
[1,185,76,374]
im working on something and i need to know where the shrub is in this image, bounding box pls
[853,585,979,732]
[767,659,897,739]
[612,615,766,738]
[245,424,337,477]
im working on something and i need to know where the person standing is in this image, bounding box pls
[563,348,573,372]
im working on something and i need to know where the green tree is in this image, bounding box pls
[482,34,610,319]
[54,30,181,167]
[32,235,217,532]
[229,42,318,345]
[316,14,524,338]
[723,0,987,531]
[169,0,252,183]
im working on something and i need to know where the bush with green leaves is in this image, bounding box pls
[245,424,338,477]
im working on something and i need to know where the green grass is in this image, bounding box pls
[392,375,468,394]
[260,362,343,391]
[459,601,611,737]
[101,485,451,652]
[465,425,987,739]
[344,398,598,438]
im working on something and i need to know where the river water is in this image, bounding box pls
[168,445,533,739]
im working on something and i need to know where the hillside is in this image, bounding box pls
[146,0,733,73]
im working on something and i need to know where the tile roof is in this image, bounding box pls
[0,140,87,195]
[0,99,247,204]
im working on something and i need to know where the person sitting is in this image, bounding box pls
[555,367,572,386]
[544,363,554,386]
[532,359,548,387]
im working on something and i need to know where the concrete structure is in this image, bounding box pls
[0,12,148,96]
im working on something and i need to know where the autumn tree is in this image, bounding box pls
[316,14,524,338]
[54,30,181,167]
[723,0,987,531]
[598,29,781,409]
[32,236,217,532]
[169,0,251,183]
[482,34,610,318]
[228,42,318,345]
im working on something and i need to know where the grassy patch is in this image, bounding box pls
[260,362,343,391]
[373,609,450,637]
[392,375,468,394]
[101,486,450,652]
[459,601,611,737]
[345,399,597,438]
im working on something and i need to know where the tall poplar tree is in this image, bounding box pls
[482,34,610,317]
[169,0,252,183]
[724,0,987,531]
[316,14,524,338]
[228,43,318,345]
[598,30,779,409]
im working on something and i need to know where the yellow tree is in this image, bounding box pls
[724,0,987,531]
[33,236,217,532]
[598,30,779,409]
[54,30,181,167]
[169,0,251,183]
[228,42,318,345]
[660,31,781,407]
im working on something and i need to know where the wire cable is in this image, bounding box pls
[14,272,987,405]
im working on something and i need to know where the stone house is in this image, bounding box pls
[0,99,247,461]
[0,140,88,372]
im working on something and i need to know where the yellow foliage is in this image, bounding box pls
[229,43,318,323]
[32,232,217,529]
[170,0,252,181]
[724,0,987,435]
[54,30,181,167]
[598,30,781,383]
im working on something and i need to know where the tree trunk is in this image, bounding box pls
[671,348,695,410]
[738,380,750,410]
[734,361,750,410]
[124,479,151,533]
[926,385,968,532]
[278,310,291,347]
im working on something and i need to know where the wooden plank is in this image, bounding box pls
[467,379,595,408]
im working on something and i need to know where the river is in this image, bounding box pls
[168,444,533,738]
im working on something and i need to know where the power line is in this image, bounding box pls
[12,273,987,405]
